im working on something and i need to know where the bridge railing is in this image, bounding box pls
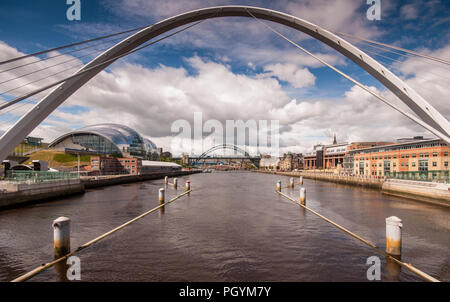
[6,171,80,183]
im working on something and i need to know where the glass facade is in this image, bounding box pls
[50,124,158,159]
[72,133,121,155]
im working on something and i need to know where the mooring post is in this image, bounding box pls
[173,178,178,189]
[386,216,402,256]
[159,188,165,203]
[289,177,294,188]
[300,187,306,205]
[276,180,281,192]
[185,180,190,191]
[299,176,303,185]
[164,176,168,185]
[53,217,70,258]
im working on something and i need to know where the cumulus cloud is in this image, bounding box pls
[1,35,449,156]
[263,63,316,88]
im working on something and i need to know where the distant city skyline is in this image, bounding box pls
[0,0,449,155]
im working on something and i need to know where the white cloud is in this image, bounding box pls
[263,63,316,88]
[400,4,419,20]
[1,36,449,156]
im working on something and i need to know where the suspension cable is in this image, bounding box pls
[0,62,83,96]
[361,48,450,83]
[0,43,116,86]
[335,31,450,66]
[0,25,149,66]
[0,34,129,75]
[0,20,204,112]
[246,9,450,144]
[344,36,450,72]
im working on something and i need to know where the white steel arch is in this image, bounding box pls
[1,5,449,161]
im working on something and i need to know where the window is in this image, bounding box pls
[419,160,428,172]
[445,162,448,167]
[406,154,409,158]
[393,162,397,167]
[393,155,397,159]
[445,152,448,156]
[432,162,437,167]
[401,154,405,158]
[419,153,423,157]
[425,153,429,157]
[412,162,416,167]
[433,152,438,157]
[412,153,416,158]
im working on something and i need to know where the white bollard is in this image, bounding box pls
[299,188,306,205]
[53,217,70,258]
[276,180,281,192]
[299,176,303,185]
[289,177,294,188]
[385,216,402,256]
[185,180,191,191]
[158,188,165,203]
[164,176,168,185]
[173,178,178,189]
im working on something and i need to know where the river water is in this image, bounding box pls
[0,171,448,282]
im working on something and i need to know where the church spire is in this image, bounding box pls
[333,133,337,145]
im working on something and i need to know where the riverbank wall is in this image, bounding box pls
[0,179,84,209]
[82,170,201,189]
[0,170,201,210]
[254,170,450,207]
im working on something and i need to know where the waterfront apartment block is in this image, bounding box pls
[351,138,449,180]
[303,141,391,171]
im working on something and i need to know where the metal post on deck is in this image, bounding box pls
[185,180,190,191]
[158,188,165,204]
[386,216,402,257]
[300,187,306,205]
[53,217,70,259]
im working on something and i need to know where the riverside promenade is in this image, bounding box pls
[0,170,201,210]
[255,170,450,207]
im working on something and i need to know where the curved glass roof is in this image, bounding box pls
[76,124,157,151]
[50,123,157,153]
[143,138,158,152]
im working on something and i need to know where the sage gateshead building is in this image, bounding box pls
[49,123,158,159]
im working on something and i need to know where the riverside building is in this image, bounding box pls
[351,138,449,181]
[49,123,158,159]
[303,138,391,171]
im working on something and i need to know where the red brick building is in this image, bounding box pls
[90,156,141,175]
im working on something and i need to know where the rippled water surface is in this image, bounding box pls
[0,171,448,281]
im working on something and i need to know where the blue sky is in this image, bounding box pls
[0,0,449,155]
